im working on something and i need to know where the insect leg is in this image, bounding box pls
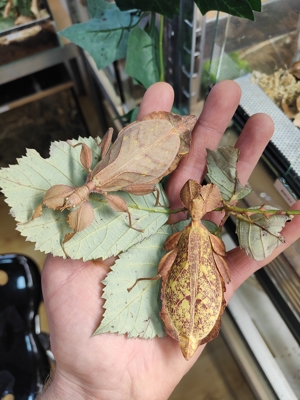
[104,193,144,232]
[127,247,178,292]
[122,184,161,207]
[62,201,95,256]
[126,210,144,232]
[127,274,161,292]
[209,233,231,284]
[67,141,93,172]
[97,127,114,158]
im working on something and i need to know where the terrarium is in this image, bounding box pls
[206,5,300,397]
[0,0,60,65]
[207,0,300,197]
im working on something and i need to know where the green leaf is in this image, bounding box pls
[95,220,190,339]
[0,137,170,261]
[129,107,140,122]
[64,186,169,260]
[194,0,259,20]
[115,0,181,19]
[0,16,15,30]
[118,106,140,123]
[235,206,292,261]
[116,0,261,18]
[87,0,115,18]
[202,219,219,235]
[171,106,183,115]
[125,25,160,89]
[59,5,140,70]
[246,0,261,12]
[17,0,33,16]
[206,146,252,203]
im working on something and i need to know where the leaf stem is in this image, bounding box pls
[159,14,164,82]
[149,12,156,35]
[128,203,186,214]
[215,204,300,216]
[91,193,186,214]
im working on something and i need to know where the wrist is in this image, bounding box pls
[36,369,94,400]
[36,368,133,400]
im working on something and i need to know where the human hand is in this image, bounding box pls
[39,81,300,400]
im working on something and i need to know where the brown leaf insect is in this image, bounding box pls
[31,112,197,245]
[128,179,231,360]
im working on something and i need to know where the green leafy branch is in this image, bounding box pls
[97,143,299,338]
[60,0,262,98]
[0,136,299,338]
[0,137,297,262]
[220,204,300,217]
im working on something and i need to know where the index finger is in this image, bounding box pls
[136,82,174,119]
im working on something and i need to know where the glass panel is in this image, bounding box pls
[208,0,300,196]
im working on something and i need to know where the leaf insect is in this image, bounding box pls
[30,112,197,245]
[128,179,230,360]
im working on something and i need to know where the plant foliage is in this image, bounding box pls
[1,138,297,340]
[0,137,169,260]
[60,0,262,88]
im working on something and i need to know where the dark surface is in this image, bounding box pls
[0,85,89,168]
[0,254,50,399]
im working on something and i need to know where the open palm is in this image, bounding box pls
[40,81,300,400]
